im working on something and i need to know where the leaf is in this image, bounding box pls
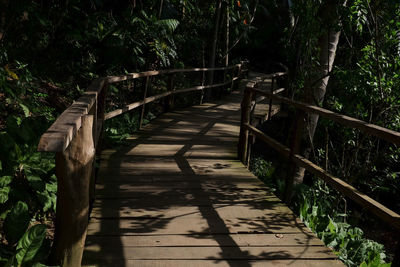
[19,103,30,117]
[0,187,10,204]
[37,191,54,212]
[0,176,12,187]
[4,65,18,80]
[4,201,31,244]
[15,224,46,266]
[26,176,45,191]
[156,19,180,32]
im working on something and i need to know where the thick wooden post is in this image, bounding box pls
[284,111,305,202]
[238,85,254,164]
[50,115,95,267]
[140,76,150,128]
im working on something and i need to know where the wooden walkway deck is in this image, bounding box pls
[82,85,343,266]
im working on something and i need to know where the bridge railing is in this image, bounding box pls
[238,79,400,264]
[36,62,246,266]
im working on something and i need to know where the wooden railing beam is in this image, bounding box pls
[106,65,239,84]
[243,123,400,230]
[252,88,400,146]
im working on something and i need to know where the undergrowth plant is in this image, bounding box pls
[0,117,56,266]
[250,156,392,267]
[1,62,57,266]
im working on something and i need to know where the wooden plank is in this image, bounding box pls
[86,217,310,236]
[82,259,343,267]
[85,233,325,247]
[95,174,258,184]
[98,144,237,158]
[91,194,279,206]
[83,246,335,260]
[94,180,268,196]
[94,188,275,200]
[89,202,293,219]
[98,158,245,169]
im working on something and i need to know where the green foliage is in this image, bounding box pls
[250,157,278,191]
[4,201,30,245]
[297,181,391,267]
[5,224,50,267]
[250,156,391,266]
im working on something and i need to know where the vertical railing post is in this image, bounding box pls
[164,74,175,111]
[284,110,305,202]
[238,83,254,164]
[200,70,205,104]
[50,115,95,267]
[90,82,107,204]
[268,75,275,120]
[217,69,224,99]
[231,65,239,91]
[140,76,150,129]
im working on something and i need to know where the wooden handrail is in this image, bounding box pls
[252,88,400,146]
[104,78,238,120]
[38,65,242,152]
[106,65,240,84]
[238,78,400,261]
[37,63,244,266]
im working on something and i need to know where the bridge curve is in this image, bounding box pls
[81,79,342,266]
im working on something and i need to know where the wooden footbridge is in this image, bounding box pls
[38,63,400,266]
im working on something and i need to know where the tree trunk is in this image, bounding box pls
[292,0,341,184]
[206,0,223,89]
[158,0,164,19]
[225,4,229,67]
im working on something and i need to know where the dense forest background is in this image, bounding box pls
[0,0,399,266]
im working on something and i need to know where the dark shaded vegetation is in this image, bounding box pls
[0,0,399,266]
